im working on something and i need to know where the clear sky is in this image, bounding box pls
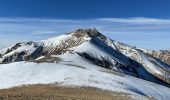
[0,0,170,50]
[0,0,170,18]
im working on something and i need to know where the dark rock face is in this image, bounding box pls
[30,46,44,60]
[74,28,101,37]
[2,51,26,63]
[4,43,22,55]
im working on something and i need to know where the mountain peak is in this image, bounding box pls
[1,28,170,86]
[73,28,101,37]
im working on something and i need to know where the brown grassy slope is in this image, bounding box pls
[0,84,147,100]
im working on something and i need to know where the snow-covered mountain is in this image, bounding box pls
[0,28,170,99]
[0,41,43,63]
[141,49,170,66]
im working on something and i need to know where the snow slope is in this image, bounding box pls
[109,40,170,84]
[0,53,170,100]
[41,34,71,47]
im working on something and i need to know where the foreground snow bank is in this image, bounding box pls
[0,53,170,100]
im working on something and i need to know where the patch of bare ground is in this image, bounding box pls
[34,56,62,63]
[63,64,86,69]
[0,84,151,100]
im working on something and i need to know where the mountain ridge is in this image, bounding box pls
[1,28,170,100]
[0,28,170,86]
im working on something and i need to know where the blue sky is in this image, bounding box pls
[0,0,170,18]
[0,0,170,50]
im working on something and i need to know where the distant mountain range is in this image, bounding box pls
[0,28,170,100]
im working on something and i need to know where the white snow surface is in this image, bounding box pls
[70,40,128,66]
[41,34,71,47]
[70,41,114,61]
[141,53,165,75]
[0,53,170,100]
